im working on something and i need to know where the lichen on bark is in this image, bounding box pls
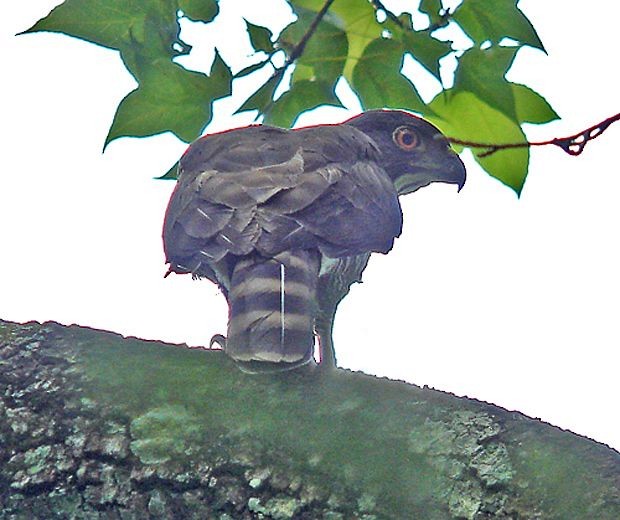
[0,318,618,519]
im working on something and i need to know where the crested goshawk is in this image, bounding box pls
[163,110,466,371]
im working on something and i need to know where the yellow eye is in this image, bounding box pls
[392,126,419,150]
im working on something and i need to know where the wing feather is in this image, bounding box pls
[163,124,403,286]
[178,200,234,239]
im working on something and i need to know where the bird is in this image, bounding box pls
[162,109,466,372]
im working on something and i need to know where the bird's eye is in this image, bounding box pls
[392,126,420,151]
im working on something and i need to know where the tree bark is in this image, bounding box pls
[0,318,618,519]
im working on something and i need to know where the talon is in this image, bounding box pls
[210,334,227,349]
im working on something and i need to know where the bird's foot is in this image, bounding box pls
[209,333,227,349]
[317,357,337,372]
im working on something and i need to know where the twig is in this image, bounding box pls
[242,0,335,121]
[270,0,336,82]
[448,113,620,157]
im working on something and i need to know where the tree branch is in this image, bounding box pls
[1,318,619,518]
[449,112,620,157]
[275,0,337,78]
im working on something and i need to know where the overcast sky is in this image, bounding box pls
[2,1,619,450]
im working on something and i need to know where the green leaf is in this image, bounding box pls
[178,0,218,23]
[106,51,232,145]
[264,80,343,128]
[512,84,559,124]
[452,0,545,52]
[25,0,233,145]
[236,75,280,114]
[23,0,181,52]
[291,63,315,82]
[233,60,270,79]
[352,38,426,113]
[429,90,529,194]
[245,19,274,54]
[210,48,232,86]
[279,7,348,85]
[290,0,381,81]
[418,0,443,26]
[400,26,452,80]
[453,46,518,122]
[157,161,180,180]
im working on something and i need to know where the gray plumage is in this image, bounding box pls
[163,110,466,371]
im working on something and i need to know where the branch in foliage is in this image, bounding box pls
[241,0,337,119]
[271,0,336,83]
[449,112,620,157]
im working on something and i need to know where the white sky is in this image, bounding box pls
[2,1,619,450]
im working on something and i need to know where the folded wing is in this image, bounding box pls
[162,124,403,290]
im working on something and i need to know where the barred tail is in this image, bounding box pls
[225,250,320,371]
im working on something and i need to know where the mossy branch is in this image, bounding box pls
[0,319,618,518]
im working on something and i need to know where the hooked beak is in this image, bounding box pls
[444,152,467,192]
[395,151,466,195]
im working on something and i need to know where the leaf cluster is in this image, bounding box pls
[24,0,229,146]
[25,0,560,193]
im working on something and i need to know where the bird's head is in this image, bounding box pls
[345,109,466,195]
